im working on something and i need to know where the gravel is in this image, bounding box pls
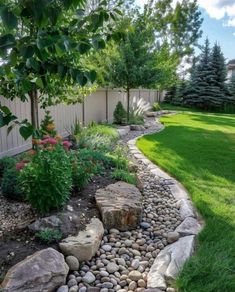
[62,117,182,292]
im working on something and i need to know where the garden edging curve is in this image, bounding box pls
[127,114,204,290]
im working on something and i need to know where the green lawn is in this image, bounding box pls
[137,112,235,292]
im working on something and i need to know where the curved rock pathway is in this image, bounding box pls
[60,114,203,292]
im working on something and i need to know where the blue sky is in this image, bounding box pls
[135,0,235,61]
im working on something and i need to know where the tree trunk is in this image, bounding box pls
[29,89,39,129]
[127,87,130,122]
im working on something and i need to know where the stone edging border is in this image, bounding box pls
[126,117,204,291]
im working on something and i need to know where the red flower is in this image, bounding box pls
[16,162,25,171]
[62,141,72,148]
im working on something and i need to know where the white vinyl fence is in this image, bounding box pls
[0,88,164,158]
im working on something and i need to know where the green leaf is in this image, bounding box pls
[7,124,15,135]
[76,72,88,86]
[36,77,44,89]
[0,6,18,30]
[19,125,34,140]
[0,34,15,55]
[89,70,97,83]
[20,46,35,59]
[78,41,91,54]
[0,105,11,115]
[22,79,32,93]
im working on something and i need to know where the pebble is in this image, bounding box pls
[57,286,69,292]
[66,256,79,271]
[65,118,183,291]
[128,271,142,281]
[106,262,119,273]
[82,272,95,284]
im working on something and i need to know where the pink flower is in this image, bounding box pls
[43,135,50,139]
[16,162,25,171]
[62,140,72,149]
[48,137,57,145]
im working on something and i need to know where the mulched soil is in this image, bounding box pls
[0,170,116,281]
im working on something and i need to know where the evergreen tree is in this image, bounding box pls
[184,39,228,110]
[228,75,235,97]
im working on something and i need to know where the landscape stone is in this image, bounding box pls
[59,218,104,261]
[177,199,196,220]
[95,182,142,231]
[106,262,119,273]
[175,217,202,236]
[147,235,195,289]
[1,248,69,292]
[128,270,143,281]
[130,124,146,131]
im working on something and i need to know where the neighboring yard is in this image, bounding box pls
[137,112,235,291]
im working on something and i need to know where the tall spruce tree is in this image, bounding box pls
[229,75,235,97]
[184,39,228,110]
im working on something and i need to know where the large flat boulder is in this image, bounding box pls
[1,248,68,292]
[175,217,202,236]
[147,236,195,289]
[95,181,142,231]
[59,218,104,261]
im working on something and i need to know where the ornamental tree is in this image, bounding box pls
[0,0,121,139]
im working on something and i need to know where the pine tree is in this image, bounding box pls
[228,75,235,97]
[184,39,229,110]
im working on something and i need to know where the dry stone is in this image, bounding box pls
[28,215,62,232]
[177,199,196,220]
[59,218,104,261]
[1,248,68,292]
[175,217,202,236]
[95,181,142,231]
[147,235,195,289]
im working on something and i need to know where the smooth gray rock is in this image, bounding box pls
[1,248,69,292]
[57,285,69,292]
[167,231,179,244]
[147,235,195,289]
[175,217,202,236]
[66,256,79,271]
[106,262,119,273]
[82,271,96,284]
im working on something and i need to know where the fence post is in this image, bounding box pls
[106,88,108,122]
[82,101,85,126]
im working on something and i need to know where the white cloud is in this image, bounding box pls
[198,0,235,27]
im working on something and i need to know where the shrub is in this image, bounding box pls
[72,149,105,190]
[35,229,62,243]
[111,169,137,185]
[0,156,16,177]
[40,110,57,137]
[113,101,127,125]
[152,102,161,111]
[20,144,72,214]
[1,168,24,200]
[129,112,144,125]
[77,133,113,152]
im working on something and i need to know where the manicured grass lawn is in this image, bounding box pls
[137,112,235,292]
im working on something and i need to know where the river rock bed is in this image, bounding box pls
[61,117,183,292]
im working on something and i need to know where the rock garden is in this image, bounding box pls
[0,107,202,292]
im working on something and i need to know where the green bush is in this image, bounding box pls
[1,168,24,200]
[20,144,72,214]
[129,112,144,125]
[0,156,16,177]
[152,102,161,111]
[111,169,137,185]
[72,149,105,190]
[77,133,113,152]
[113,101,127,125]
[35,229,62,243]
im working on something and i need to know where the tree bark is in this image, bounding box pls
[29,89,39,129]
[127,87,130,122]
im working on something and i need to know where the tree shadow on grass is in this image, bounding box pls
[188,113,235,129]
[139,123,235,184]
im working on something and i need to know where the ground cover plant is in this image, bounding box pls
[137,112,235,291]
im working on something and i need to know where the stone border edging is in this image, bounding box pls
[127,116,204,291]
